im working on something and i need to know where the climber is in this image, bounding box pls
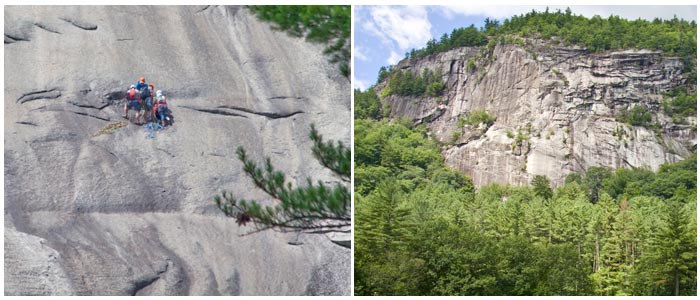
[136,77,153,123]
[123,85,143,124]
[135,76,147,90]
[153,90,171,127]
[146,83,156,122]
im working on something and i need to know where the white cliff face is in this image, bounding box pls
[4,5,350,295]
[380,38,694,187]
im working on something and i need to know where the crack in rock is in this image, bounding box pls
[157,148,176,158]
[88,142,119,160]
[180,106,248,118]
[131,260,171,296]
[16,121,38,126]
[16,89,61,104]
[72,111,110,121]
[196,5,213,14]
[33,22,61,34]
[131,276,160,296]
[216,105,304,119]
[116,38,133,41]
[268,96,305,101]
[4,34,29,44]
[59,17,97,30]
[69,100,110,110]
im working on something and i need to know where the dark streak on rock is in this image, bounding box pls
[116,38,133,41]
[16,89,61,104]
[89,142,119,160]
[60,17,97,30]
[196,5,212,13]
[216,105,304,119]
[30,132,78,144]
[131,276,160,296]
[4,34,29,44]
[69,101,110,110]
[33,23,61,34]
[157,148,176,158]
[16,121,38,126]
[268,96,304,101]
[180,106,248,118]
[104,90,126,102]
[131,260,171,295]
[72,111,110,122]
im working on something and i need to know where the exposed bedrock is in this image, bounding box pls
[380,39,694,187]
[4,5,350,296]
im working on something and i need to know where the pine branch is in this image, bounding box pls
[215,124,350,243]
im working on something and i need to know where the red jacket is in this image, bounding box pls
[153,98,167,114]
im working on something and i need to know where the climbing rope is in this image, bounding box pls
[145,121,164,139]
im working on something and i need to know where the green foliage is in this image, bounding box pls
[377,66,392,84]
[513,128,530,152]
[458,109,497,128]
[404,8,696,85]
[467,59,477,72]
[531,175,553,200]
[450,131,461,144]
[426,81,446,97]
[248,5,350,77]
[387,68,445,97]
[617,105,653,127]
[408,25,488,60]
[215,124,350,237]
[662,89,697,121]
[583,166,612,204]
[354,88,382,120]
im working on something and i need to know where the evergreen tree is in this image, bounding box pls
[644,201,697,295]
[532,175,553,200]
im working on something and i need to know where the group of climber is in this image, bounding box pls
[123,76,171,126]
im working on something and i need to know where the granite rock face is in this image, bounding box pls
[379,39,695,187]
[4,5,350,295]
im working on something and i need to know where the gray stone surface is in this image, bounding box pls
[380,39,695,187]
[4,5,350,296]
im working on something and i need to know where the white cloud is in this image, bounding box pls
[353,75,368,92]
[354,46,369,62]
[362,6,432,52]
[437,5,541,20]
[387,51,403,65]
[438,5,696,22]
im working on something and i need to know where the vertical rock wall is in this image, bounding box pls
[380,39,694,187]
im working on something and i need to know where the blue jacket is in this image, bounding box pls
[135,82,147,90]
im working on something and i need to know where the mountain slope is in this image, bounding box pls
[377,38,695,187]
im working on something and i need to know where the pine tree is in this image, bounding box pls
[532,175,553,200]
[215,124,350,241]
[646,201,696,295]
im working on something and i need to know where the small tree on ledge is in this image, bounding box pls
[215,124,350,243]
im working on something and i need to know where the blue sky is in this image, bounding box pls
[353,5,697,91]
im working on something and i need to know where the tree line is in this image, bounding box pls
[402,8,696,84]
